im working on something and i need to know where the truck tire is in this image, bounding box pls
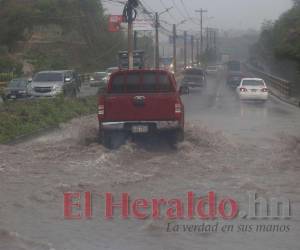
[102,131,113,149]
[102,131,126,149]
[167,129,184,148]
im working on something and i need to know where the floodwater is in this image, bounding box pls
[0,74,299,250]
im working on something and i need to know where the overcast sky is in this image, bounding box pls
[103,0,293,31]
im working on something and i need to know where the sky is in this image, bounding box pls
[103,0,293,31]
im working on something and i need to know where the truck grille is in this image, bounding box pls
[34,87,52,93]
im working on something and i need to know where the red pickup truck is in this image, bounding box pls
[98,69,185,148]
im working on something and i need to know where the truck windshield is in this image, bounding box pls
[110,72,174,94]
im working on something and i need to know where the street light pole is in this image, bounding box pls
[173,24,177,73]
[123,0,138,69]
[184,31,187,68]
[195,9,208,59]
[154,7,174,69]
[155,12,160,69]
[191,35,194,65]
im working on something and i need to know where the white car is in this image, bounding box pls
[237,78,269,101]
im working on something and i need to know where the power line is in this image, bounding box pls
[158,0,177,22]
[171,0,188,21]
[180,0,199,26]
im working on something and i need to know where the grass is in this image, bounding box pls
[0,95,97,143]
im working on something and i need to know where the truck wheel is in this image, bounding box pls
[102,131,126,149]
[102,131,113,149]
[167,129,184,148]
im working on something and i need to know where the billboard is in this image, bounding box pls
[108,15,123,32]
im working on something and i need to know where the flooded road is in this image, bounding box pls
[0,74,299,250]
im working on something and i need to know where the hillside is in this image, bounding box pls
[250,1,300,83]
[0,0,127,74]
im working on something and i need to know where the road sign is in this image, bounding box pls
[108,15,124,32]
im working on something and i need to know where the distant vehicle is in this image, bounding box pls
[236,78,269,101]
[89,72,106,87]
[103,67,119,84]
[227,72,245,88]
[98,69,186,148]
[227,60,241,72]
[221,54,230,64]
[65,70,81,92]
[160,57,173,72]
[30,70,78,98]
[226,60,244,88]
[4,78,31,100]
[206,65,218,75]
[181,68,207,89]
[118,50,145,69]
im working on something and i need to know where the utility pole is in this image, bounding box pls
[155,12,160,69]
[213,29,217,51]
[210,29,213,49]
[173,24,177,73]
[153,8,173,69]
[134,30,138,50]
[184,31,187,68]
[196,38,200,64]
[128,16,134,69]
[206,27,209,50]
[195,9,208,59]
[191,35,194,65]
[123,0,138,69]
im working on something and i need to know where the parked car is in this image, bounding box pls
[98,69,186,148]
[89,72,106,87]
[29,70,79,98]
[236,78,269,101]
[181,68,207,89]
[4,78,31,100]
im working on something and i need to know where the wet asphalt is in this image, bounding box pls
[0,73,299,250]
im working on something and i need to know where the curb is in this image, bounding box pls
[5,126,59,145]
[268,88,300,108]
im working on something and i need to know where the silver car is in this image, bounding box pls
[29,71,77,97]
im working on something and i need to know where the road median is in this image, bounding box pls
[0,95,97,144]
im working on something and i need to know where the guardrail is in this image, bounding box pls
[244,64,294,97]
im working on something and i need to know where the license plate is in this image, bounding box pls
[251,89,257,92]
[10,95,16,99]
[132,125,149,134]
